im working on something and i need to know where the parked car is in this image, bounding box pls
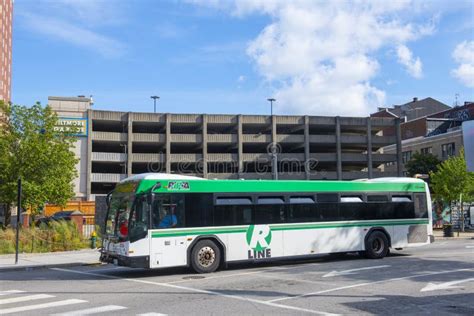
[35,210,77,226]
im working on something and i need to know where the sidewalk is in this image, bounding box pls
[0,249,102,272]
[433,229,474,240]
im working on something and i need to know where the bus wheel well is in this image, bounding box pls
[187,236,226,269]
[364,227,391,248]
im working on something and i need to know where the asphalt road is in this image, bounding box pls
[1,239,473,315]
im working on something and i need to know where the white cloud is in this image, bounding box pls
[396,44,423,78]
[189,0,436,116]
[21,13,125,58]
[237,75,246,82]
[451,41,474,88]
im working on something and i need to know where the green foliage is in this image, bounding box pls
[0,101,78,219]
[430,148,474,205]
[0,220,88,254]
[405,152,441,177]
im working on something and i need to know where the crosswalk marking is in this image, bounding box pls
[0,299,87,315]
[0,294,54,305]
[51,305,127,315]
[0,290,25,296]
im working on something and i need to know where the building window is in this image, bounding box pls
[420,147,432,155]
[402,151,412,164]
[441,143,455,159]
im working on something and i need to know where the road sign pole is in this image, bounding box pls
[15,178,21,264]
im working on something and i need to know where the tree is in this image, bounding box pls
[0,101,78,224]
[405,152,441,177]
[430,148,474,227]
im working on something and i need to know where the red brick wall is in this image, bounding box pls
[0,0,13,103]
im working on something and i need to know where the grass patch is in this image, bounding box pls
[0,220,90,254]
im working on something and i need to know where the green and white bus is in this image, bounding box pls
[100,173,433,273]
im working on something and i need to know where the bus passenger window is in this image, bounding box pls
[152,194,185,229]
[214,197,253,226]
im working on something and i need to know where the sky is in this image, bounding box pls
[11,0,474,116]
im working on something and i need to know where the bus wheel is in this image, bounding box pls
[364,231,389,259]
[191,240,221,273]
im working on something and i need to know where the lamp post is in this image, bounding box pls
[267,98,276,116]
[150,95,160,113]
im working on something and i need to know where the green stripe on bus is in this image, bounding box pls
[151,219,429,238]
[136,179,427,194]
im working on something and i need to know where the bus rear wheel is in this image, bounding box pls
[191,240,221,273]
[363,231,389,259]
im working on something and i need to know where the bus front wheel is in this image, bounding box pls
[363,231,389,259]
[191,240,221,273]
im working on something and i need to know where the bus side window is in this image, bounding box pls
[392,195,415,219]
[366,195,392,220]
[214,197,253,226]
[288,196,316,223]
[414,193,428,218]
[151,194,185,229]
[339,196,363,220]
[255,196,286,224]
[316,194,339,221]
[184,193,214,228]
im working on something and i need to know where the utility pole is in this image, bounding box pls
[267,98,276,116]
[150,95,160,113]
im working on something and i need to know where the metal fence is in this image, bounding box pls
[82,216,95,238]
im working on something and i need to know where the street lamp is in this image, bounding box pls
[150,95,160,113]
[267,98,276,116]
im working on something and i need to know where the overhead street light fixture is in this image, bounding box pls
[267,98,276,116]
[150,95,160,113]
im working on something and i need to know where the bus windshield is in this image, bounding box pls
[106,193,134,238]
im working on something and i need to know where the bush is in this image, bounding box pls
[0,220,89,254]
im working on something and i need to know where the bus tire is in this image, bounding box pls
[364,231,389,259]
[190,239,221,274]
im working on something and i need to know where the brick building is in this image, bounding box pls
[383,102,474,175]
[0,0,12,103]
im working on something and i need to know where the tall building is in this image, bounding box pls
[0,0,13,103]
[49,96,403,202]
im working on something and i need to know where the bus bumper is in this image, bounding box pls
[100,252,150,269]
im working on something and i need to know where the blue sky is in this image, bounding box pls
[12,0,474,116]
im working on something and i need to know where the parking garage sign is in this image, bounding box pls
[54,117,88,137]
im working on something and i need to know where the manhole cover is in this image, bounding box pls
[182,276,205,280]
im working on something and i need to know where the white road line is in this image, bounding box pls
[255,272,336,286]
[0,290,25,296]
[322,265,391,278]
[136,313,168,316]
[269,268,474,303]
[0,299,87,315]
[51,268,336,315]
[420,277,474,292]
[51,305,127,315]
[0,294,54,305]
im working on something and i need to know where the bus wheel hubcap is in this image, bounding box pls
[198,247,215,267]
[372,238,383,254]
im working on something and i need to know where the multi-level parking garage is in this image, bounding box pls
[48,96,402,201]
[88,111,402,198]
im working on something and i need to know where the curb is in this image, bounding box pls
[0,261,103,273]
[434,236,474,241]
